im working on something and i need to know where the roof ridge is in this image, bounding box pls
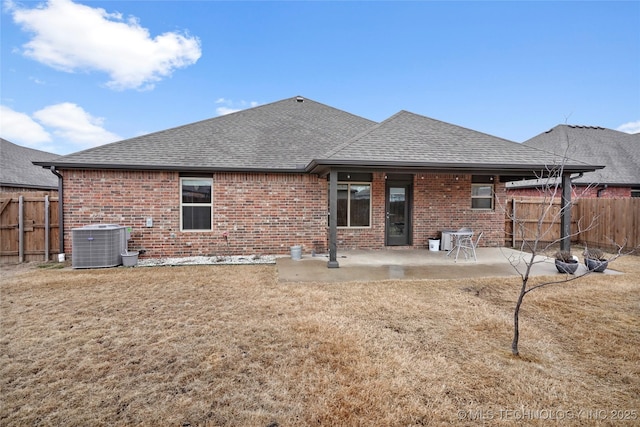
[50,97,293,160]
[547,124,630,134]
[320,111,402,158]
[51,96,377,161]
[391,110,526,146]
[322,109,545,162]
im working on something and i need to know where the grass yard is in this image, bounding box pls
[1,256,639,426]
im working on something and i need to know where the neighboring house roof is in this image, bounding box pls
[1,138,59,190]
[34,96,602,179]
[509,125,640,188]
[308,111,598,176]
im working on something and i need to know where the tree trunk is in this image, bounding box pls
[512,283,527,356]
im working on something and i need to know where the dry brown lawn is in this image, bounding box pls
[1,255,639,426]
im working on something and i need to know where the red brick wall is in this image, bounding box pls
[63,170,177,258]
[61,169,506,258]
[214,172,328,255]
[508,185,631,199]
[413,173,505,248]
[336,172,505,249]
[62,170,328,258]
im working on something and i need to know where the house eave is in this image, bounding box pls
[33,161,308,174]
[32,159,604,181]
[305,159,603,180]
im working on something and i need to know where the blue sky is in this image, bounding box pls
[1,0,639,155]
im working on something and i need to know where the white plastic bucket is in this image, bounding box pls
[122,251,139,267]
[290,245,302,260]
[428,239,440,252]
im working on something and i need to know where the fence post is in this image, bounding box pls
[45,195,50,262]
[19,195,24,263]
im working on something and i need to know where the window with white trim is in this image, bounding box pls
[181,178,213,231]
[471,176,494,210]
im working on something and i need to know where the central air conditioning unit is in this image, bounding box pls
[72,224,128,269]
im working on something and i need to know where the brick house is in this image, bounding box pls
[35,96,601,266]
[507,125,640,198]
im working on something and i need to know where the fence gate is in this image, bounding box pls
[0,192,60,263]
[504,197,571,248]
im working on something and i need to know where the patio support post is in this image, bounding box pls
[560,172,572,252]
[328,169,339,268]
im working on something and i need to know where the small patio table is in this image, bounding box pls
[446,230,474,262]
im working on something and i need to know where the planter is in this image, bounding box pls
[428,239,440,252]
[555,259,579,274]
[585,258,607,272]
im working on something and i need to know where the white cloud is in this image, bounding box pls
[0,105,52,147]
[29,76,46,85]
[8,0,201,90]
[214,99,260,116]
[33,102,122,148]
[616,120,640,134]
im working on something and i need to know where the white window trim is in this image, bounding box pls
[471,183,494,210]
[337,181,372,228]
[180,177,213,232]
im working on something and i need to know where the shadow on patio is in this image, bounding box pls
[276,247,618,283]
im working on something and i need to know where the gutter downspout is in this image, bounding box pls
[50,167,64,255]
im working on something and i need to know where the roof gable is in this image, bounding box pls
[41,97,376,172]
[311,111,595,173]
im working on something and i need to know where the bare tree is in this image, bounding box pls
[503,154,631,357]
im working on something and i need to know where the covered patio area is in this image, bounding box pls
[276,247,618,283]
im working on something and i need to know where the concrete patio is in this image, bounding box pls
[276,247,620,283]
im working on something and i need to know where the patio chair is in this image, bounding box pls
[458,231,483,261]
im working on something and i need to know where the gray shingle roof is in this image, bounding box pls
[309,111,598,174]
[35,97,603,178]
[521,125,640,185]
[1,138,59,190]
[38,96,376,172]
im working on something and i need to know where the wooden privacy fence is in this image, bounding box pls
[575,198,640,251]
[0,193,60,263]
[506,197,640,252]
